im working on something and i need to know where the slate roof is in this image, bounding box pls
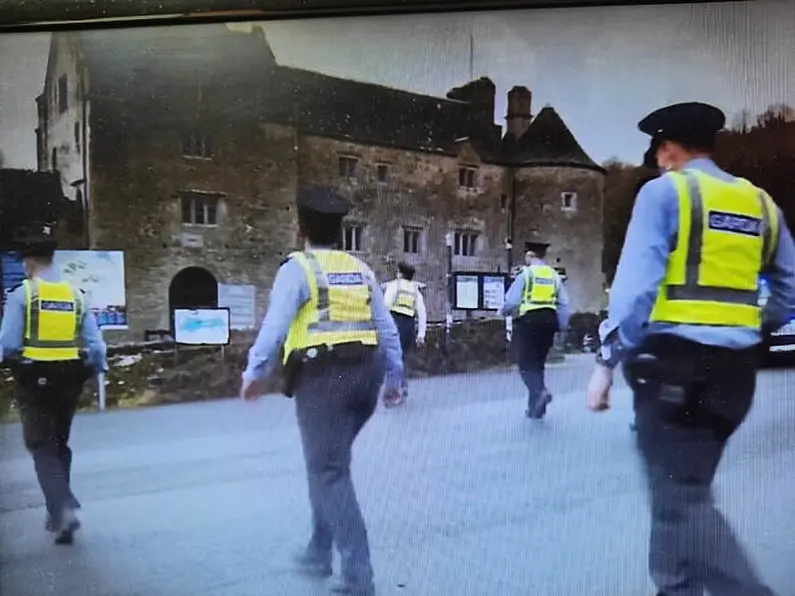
[502,106,602,171]
[261,66,502,158]
[56,27,595,169]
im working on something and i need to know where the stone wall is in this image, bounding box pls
[89,106,299,340]
[512,166,605,313]
[297,135,510,321]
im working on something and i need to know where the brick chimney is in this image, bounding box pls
[446,77,496,129]
[506,86,533,139]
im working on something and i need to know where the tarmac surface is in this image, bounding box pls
[2,355,795,596]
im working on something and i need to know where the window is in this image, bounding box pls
[458,166,477,189]
[343,224,363,251]
[182,133,214,158]
[57,75,68,114]
[181,193,219,225]
[403,227,421,254]
[338,156,359,179]
[561,191,578,211]
[453,231,478,256]
[74,122,80,152]
[376,164,389,183]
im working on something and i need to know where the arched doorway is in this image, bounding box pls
[168,266,218,331]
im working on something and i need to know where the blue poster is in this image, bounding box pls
[1,251,25,305]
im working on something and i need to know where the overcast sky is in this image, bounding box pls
[0,0,792,169]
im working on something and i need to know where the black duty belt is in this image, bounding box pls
[298,341,377,363]
[11,358,94,389]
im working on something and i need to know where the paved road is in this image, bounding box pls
[2,356,795,596]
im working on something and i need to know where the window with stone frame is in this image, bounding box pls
[342,223,363,251]
[376,163,390,184]
[403,227,422,254]
[458,166,477,190]
[561,191,578,211]
[338,155,359,180]
[182,133,214,159]
[453,231,479,256]
[180,193,220,226]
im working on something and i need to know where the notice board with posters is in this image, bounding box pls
[452,272,511,311]
[0,250,128,329]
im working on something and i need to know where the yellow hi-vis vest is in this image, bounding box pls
[650,169,779,328]
[282,249,379,364]
[389,279,417,318]
[519,265,559,316]
[22,279,83,362]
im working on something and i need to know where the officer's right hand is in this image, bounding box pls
[240,374,267,401]
[586,364,613,412]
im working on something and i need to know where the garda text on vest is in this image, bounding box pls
[519,265,559,316]
[650,169,779,328]
[283,249,379,363]
[22,279,83,362]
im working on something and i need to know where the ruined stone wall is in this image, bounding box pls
[512,166,604,313]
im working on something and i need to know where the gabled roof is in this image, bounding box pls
[261,66,500,157]
[77,24,275,86]
[46,28,591,168]
[503,106,603,172]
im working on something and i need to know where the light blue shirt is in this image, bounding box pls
[0,266,109,372]
[600,158,795,361]
[242,247,404,386]
[500,261,571,329]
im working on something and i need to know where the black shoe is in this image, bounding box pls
[537,392,552,418]
[526,393,552,419]
[292,550,332,578]
[53,508,80,545]
[329,577,376,595]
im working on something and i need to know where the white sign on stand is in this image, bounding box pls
[454,275,479,309]
[483,275,507,311]
[217,284,256,330]
[174,308,231,345]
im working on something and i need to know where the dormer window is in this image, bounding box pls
[458,166,477,190]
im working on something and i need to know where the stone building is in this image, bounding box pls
[36,24,605,342]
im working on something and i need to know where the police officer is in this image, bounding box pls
[586,102,795,596]
[628,159,665,433]
[0,238,108,545]
[239,186,403,596]
[501,241,570,419]
[381,262,427,407]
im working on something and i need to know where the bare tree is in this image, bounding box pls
[756,103,795,128]
[731,109,752,133]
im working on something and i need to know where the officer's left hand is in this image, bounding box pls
[240,374,267,401]
[586,364,613,412]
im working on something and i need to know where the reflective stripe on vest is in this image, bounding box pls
[649,169,779,328]
[519,265,559,315]
[390,279,416,317]
[282,249,378,364]
[22,279,83,361]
